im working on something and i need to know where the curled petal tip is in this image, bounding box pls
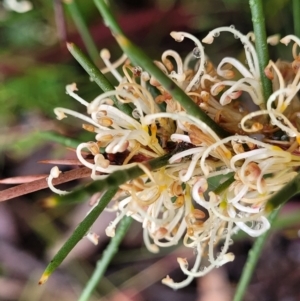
[226,252,235,262]
[50,166,61,178]
[66,83,78,93]
[267,34,280,46]
[54,109,67,120]
[177,257,188,266]
[105,226,115,237]
[161,275,174,285]
[280,37,290,46]
[202,34,214,44]
[170,31,184,42]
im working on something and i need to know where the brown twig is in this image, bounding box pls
[0,167,91,202]
[38,159,93,165]
[0,175,49,184]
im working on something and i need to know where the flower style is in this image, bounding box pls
[48,26,300,288]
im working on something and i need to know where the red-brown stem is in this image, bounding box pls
[0,167,91,202]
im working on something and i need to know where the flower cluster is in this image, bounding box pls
[48,27,300,288]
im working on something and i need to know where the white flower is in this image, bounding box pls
[47,28,300,288]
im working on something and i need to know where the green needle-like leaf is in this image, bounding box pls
[65,0,100,64]
[233,208,280,301]
[38,187,118,285]
[293,0,300,37]
[78,216,132,301]
[93,0,229,139]
[249,0,272,105]
[67,42,133,116]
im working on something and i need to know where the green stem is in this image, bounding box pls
[249,0,272,105]
[65,0,100,64]
[78,216,132,301]
[265,172,300,212]
[67,42,133,116]
[293,0,300,37]
[54,152,172,205]
[93,0,229,139]
[38,188,118,285]
[233,208,280,301]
